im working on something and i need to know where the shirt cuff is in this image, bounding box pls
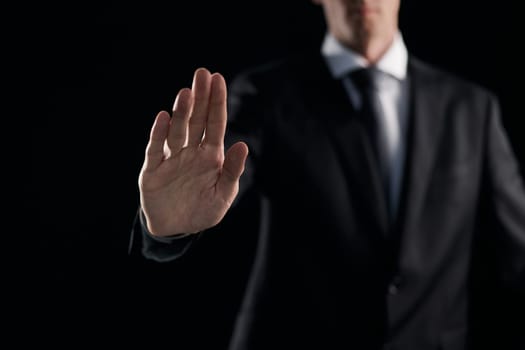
[139,209,193,243]
[138,209,199,262]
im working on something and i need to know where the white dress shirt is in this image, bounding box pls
[321,32,410,218]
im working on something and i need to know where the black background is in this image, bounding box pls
[12,0,523,348]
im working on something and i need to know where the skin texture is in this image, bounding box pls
[139,0,400,237]
[139,69,248,236]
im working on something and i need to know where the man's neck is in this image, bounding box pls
[345,31,396,65]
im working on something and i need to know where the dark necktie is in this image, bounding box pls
[349,68,389,204]
[350,68,383,164]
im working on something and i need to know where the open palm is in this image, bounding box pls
[139,68,249,237]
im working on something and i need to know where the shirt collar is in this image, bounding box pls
[321,31,408,81]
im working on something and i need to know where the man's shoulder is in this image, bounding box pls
[409,55,496,100]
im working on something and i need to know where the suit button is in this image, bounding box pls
[388,284,398,295]
[387,275,402,295]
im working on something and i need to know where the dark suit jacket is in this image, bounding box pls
[131,53,525,350]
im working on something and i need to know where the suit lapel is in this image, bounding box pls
[299,54,390,238]
[394,58,448,240]
[385,58,450,330]
[328,115,391,237]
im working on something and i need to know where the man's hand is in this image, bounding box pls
[138,68,249,237]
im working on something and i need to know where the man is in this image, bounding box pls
[131,0,525,349]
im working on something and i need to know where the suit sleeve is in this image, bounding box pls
[128,72,264,262]
[127,208,200,262]
[484,94,525,291]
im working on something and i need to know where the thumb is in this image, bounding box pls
[217,142,249,196]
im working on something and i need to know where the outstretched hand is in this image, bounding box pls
[139,68,249,237]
